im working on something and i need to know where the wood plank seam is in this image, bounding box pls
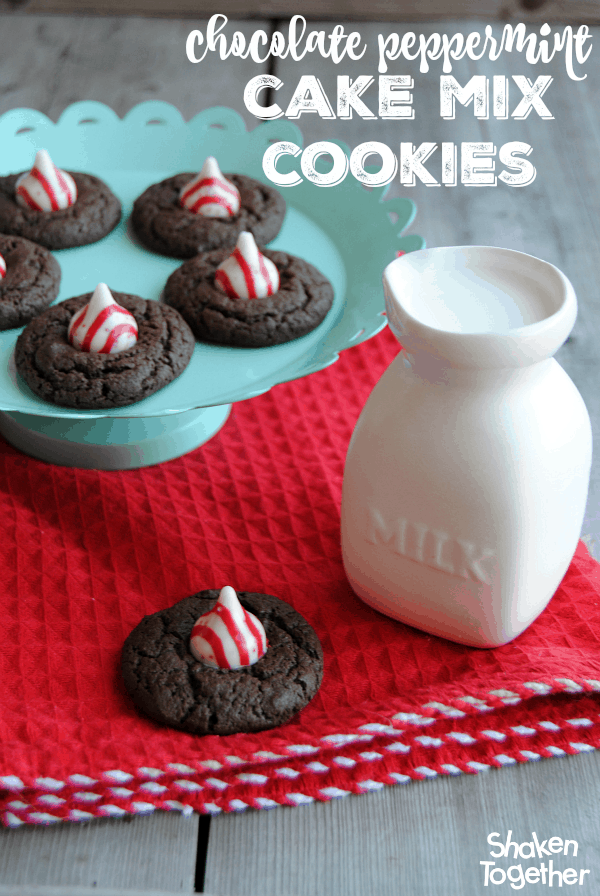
[195,815,212,892]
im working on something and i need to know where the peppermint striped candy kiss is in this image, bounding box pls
[0,253,5,280]
[68,283,138,354]
[215,231,279,300]
[15,149,77,212]
[190,586,268,670]
[179,156,241,218]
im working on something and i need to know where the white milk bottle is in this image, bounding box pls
[341,246,592,646]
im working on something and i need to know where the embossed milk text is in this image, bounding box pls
[366,508,496,584]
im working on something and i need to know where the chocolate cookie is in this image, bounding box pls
[121,591,324,735]
[0,233,61,329]
[131,173,285,259]
[15,291,194,409]
[164,249,335,347]
[0,172,121,250]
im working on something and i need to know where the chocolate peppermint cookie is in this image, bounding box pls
[0,171,121,250]
[0,234,61,329]
[131,172,285,259]
[15,291,194,409]
[164,247,335,348]
[121,590,324,736]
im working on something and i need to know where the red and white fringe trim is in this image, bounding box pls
[3,677,600,826]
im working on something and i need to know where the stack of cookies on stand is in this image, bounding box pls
[4,151,334,410]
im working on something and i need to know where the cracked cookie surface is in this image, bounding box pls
[121,591,324,735]
[164,248,334,347]
[131,173,285,258]
[0,172,121,250]
[0,233,61,329]
[15,291,194,409]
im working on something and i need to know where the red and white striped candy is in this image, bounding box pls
[215,232,279,300]
[15,149,77,212]
[68,283,138,354]
[0,253,6,280]
[190,586,268,670]
[179,156,241,218]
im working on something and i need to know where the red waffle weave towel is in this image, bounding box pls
[2,326,600,826]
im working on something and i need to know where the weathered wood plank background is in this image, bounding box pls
[1,0,600,22]
[205,750,600,895]
[0,813,199,890]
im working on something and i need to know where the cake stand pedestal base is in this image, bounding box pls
[0,405,231,470]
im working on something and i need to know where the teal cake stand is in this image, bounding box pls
[0,102,423,469]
